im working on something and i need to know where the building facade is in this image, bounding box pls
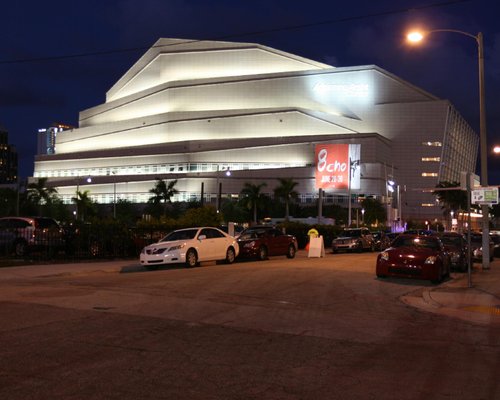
[33,38,478,223]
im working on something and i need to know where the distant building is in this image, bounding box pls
[0,125,18,184]
[37,123,74,155]
[33,38,478,224]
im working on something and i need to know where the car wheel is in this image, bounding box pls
[225,247,236,264]
[185,249,198,268]
[13,240,28,257]
[258,246,268,261]
[286,244,296,259]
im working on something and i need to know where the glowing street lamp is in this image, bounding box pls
[494,145,500,154]
[406,28,490,269]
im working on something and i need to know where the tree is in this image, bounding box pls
[360,197,386,227]
[274,178,299,221]
[432,181,468,228]
[72,190,96,221]
[239,182,268,224]
[0,188,18,216]
[148,178,179,216]
[26,177,58,216]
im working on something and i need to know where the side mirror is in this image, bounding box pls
[198,235,207,241]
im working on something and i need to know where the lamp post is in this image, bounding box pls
[407,28,490,269]
[215,165,231,213]
[75,176,92,220]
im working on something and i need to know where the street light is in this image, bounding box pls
[407,28,490,269]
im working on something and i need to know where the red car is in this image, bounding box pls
[376,234,450,283]
[237,226,297,260]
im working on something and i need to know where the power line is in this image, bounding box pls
[0,0,472,65]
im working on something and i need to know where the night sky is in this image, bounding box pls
[1,0,498,185]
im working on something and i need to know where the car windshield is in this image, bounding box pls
[392,236,440,250]
[161,229,198,242]
[239,229,265,240]
[341,230,361,238]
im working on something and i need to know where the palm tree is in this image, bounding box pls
[274,178,299,221]
[433,181,468,229]
[72,190,95,221]
[26,177,58,216]
[239,182,267,224]
[148,178,179,216]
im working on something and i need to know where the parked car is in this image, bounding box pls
[439,232,468,272]
[470,233,495,262]
[236,226,297,260]
[376,234,451,283]
[0,216,66,257]
[403,229,438,236]
[331,228,374,253]
[371,231,391,251]
[490,233,500,258]
[140,227,239,269]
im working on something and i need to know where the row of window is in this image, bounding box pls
[34,161,308,179]
[59,191,378,205]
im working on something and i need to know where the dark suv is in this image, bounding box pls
[0,217,66,257]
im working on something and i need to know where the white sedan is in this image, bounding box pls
[140,227,239,268]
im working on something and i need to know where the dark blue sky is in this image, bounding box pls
[1,0,498,184]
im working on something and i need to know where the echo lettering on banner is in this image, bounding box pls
[315,144,361,190]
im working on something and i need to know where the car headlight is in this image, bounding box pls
[168,244,185,251]
[380,251,389,261]
[425,256,437,264]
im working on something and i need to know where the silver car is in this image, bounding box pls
[331,228,375,253]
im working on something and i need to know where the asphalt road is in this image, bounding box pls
[0,251,498,399]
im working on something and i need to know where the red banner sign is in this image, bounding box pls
[315,144,350,189]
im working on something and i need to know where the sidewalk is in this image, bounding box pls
[401,259,500,325]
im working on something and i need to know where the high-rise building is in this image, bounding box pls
[32,38,478,224]
[0,125,18,184]
[37,123,74,155]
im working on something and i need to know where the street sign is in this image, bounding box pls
[471,187,499,205]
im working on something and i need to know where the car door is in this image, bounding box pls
[268,228,287,256]
[197,228,215,260]
[206,228,230,260]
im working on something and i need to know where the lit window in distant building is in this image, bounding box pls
[422,172,438,177]
[422,157,440,162]
[422,141,442,146]
[421,203,436,207]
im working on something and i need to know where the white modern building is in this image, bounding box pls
[33,38,478,223]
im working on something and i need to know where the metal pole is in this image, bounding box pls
[477,32,490,270]
[215,165,220,212]
[318,188,323,224]
[348,159,352,227]
[113,182,116,219]
[466,173,472,288]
